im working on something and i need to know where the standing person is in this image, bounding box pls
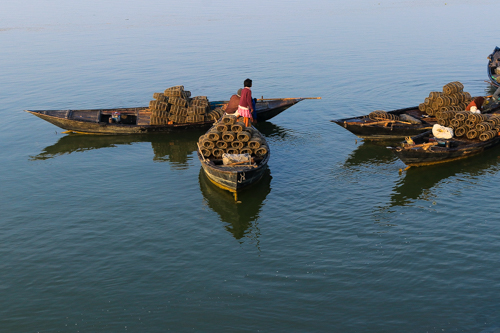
[237,78,254,127]
[224,88,242,114]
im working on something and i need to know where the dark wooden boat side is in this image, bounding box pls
[25,98,304,135]
[198,151,270,192]
[388,131,500,167]
[331,106,434,141]
[487,46,500,88]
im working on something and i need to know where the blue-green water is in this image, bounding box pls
[2,1,500,332]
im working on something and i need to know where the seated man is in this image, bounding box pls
[223,89,242,114]
[466,97,485,113]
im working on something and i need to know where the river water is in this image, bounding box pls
[2,1,500,332]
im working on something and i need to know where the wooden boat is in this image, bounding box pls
[388,130,500,167]
[487,46,500,87]
[197,122,270,192]
[25,97,312,135]
[331,106,435,142]
[198,147,270,192]
[198,168,271,240]
[331,100,500,142]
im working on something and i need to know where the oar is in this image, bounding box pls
[197,142,207,162]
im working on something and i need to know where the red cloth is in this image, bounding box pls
[225,94,240,114]
[466,97,485,111]
[239,87,253,111]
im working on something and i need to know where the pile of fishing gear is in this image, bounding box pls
[148,86,223,125]
[198,115,268,159]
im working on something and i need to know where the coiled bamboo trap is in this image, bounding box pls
[488,115,500,126]
[255,145,269,157]
[455,111,471,121]
[450,118,464,128]
[216,124,229,132]
[221,115,237,125]
[429,91,443,99]
[207,130,222,141]
[231,141,244,149]
[368,110,399,121]
[237,131,252,142]
[455,126,467,137]
[222,131,236,142]
[476,122,494,133]
[201,139,215,150]
[248,137,263,149]
[212,148,224,158]
[240,147,253,155]
[216,141,228,149]
[231,123,245,133]
[227,148,240,154]
[466,129,479,139]
[443,81,464,95]
[479,129,498,141]
[201,148,211,157]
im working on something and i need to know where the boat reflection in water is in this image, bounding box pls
[30,131,204,167]
[254,121,292,141]
[343,141,398,167]
[199,168,272,243]
[390,145,500,207]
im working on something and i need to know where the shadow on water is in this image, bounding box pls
[198,168,272,245]
[254,121,292,140]
[30,131,206,166]
[343,141,398,167]
[390,145,500,207]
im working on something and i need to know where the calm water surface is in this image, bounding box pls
[2,1,500,332]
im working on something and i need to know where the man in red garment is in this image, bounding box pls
[466,96,485,112]
[237,78,254,127]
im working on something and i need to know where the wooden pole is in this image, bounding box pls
[257,97,321,101]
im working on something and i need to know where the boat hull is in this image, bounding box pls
[487,46,500,87]
[199,152,270,192]
[331,106,434,142]
[27,109,212,134]
[390,132,500,167]
[26,98,303,134]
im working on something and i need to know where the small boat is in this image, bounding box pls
[332,99,500,143]
[197,117,270,192]
[198,150,270,192]
[388,130,500,167]
[25,97,314,135]
[331,106,435,142]
[487,46,500,87]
